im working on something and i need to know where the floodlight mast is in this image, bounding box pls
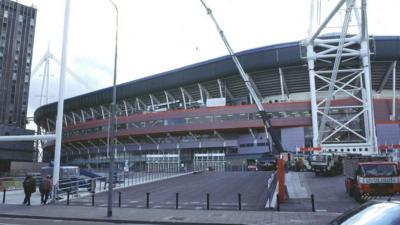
[200,0,285,154]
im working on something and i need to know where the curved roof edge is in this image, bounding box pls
[34,35,400,122]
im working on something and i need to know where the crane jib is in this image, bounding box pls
[200,0,285,154]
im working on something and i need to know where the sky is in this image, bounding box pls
[15,0,400,126]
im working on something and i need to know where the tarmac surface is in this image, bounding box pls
[0,171,374,224]
[63,171,272,211]
[0,204,339,225]
[282,172,400,213]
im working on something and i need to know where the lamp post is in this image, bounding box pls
[107,0,118,218]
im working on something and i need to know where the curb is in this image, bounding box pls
[0,213,243,225]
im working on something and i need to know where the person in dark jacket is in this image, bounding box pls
[22,175,36,206]
[39,175,51,204]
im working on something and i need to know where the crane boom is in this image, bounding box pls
[200,0,285,154]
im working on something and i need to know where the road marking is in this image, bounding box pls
[0,223,21,225]
[316,209,328,212]
[129,200,139,203]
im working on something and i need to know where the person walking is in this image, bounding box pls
[39,175,51,204]
[22,175,36,206]
[48,176,53,200]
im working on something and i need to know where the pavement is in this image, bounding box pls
[285,173,310,199]
[0,204,340,225]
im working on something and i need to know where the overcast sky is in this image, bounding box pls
[16,0,400,123]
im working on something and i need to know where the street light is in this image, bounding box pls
[107,0,118,218]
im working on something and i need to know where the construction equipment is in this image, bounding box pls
[343,156,400,202]
[309,152,343,175]
[200,0,285,155]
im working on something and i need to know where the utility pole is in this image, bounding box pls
[107,0,118,218]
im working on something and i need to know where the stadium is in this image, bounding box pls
[34,36,400,172]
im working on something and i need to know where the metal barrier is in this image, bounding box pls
[265,171,278,208]
[238,193,242,210]
[53,171,191,203]
[0,177,24,191]
[206,193,210,210]
[311,194,315,212]
[176,192,179,209]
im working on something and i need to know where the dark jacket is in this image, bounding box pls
[23,177,36,193]
[39,178,51,193]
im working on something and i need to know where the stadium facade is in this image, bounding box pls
[34,36,399,171]
[0,0,36,173]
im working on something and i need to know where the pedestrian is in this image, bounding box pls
[39,175,51,204]
[48,176,53,199]
[22,175,36,206]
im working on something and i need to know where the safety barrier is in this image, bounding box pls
[264,171,278,208]
[0,177,24,191]
[59,171,193,204]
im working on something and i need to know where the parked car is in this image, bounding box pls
[328,200,400,225]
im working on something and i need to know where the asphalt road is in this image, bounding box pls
[281,172,400,213]
[0,217,159,225]
[66,171,272,211]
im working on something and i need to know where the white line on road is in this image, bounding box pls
[316,209,328,212]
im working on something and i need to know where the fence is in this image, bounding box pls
[55,170,193,202]
[265,171,277,208]
[0,177,24,191]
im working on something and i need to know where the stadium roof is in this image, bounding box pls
[34,36,400,122]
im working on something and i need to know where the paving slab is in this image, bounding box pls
[0,204,339,225]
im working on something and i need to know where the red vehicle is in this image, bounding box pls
[344,160,400,202]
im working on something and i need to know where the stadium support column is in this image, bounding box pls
[360,0,377,152]
[306,45,319,147]
[53,0,70,198]
[304,0,376,154]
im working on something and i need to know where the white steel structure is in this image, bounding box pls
[305,0,377,154]
[31,44,93,106]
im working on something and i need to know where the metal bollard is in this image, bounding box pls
[2,189,6,204]
[176,192,179,209]
[206,193,210,210]
[91,191,95,207]
[311,194,315,212]
[146,192,150,208]
[67,191,70,205]
[119,192,121,208]
[238,193,242,210]
[276,194,280,211]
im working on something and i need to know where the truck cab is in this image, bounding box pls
[345,161,400,202]
[310,152,342,175]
